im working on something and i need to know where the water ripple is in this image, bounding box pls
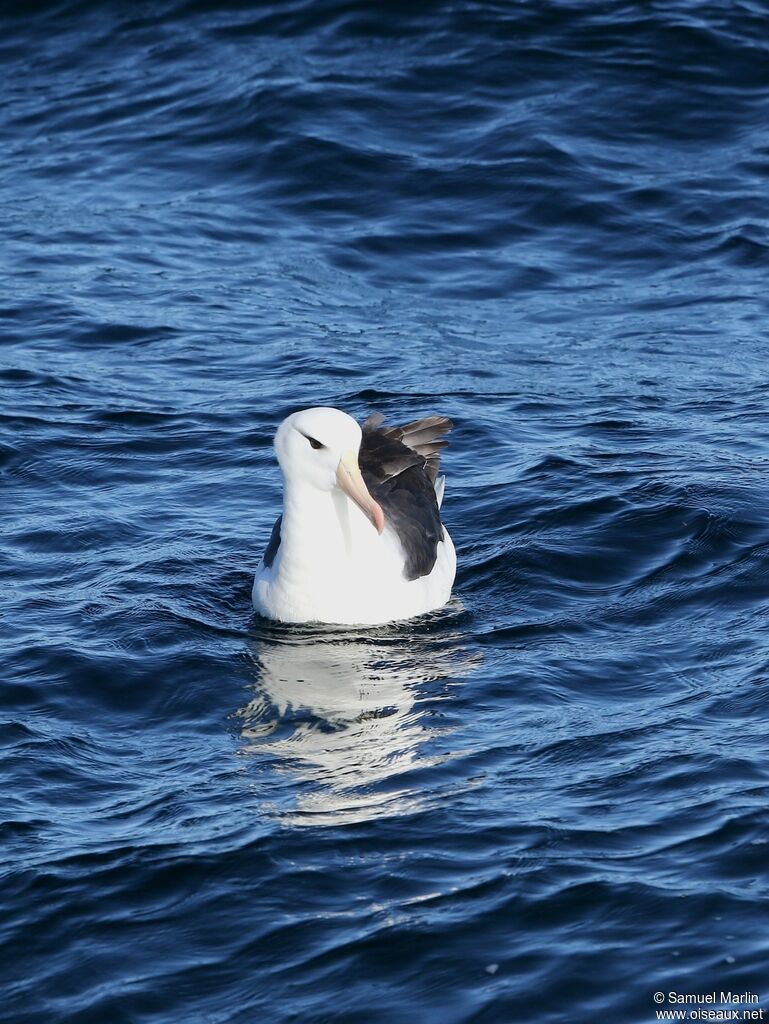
[3,1,769,1021]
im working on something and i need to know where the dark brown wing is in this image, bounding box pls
[359,414,452,581]
[362,413,452,484]
[262,514,282,568]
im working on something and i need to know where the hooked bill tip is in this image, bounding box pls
[372,502,385,534]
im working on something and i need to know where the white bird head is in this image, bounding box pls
[274,407,385,533]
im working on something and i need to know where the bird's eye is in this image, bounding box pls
[307,435,324,450]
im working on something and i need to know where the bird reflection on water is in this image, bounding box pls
[237,606,481,826]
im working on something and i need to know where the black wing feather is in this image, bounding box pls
[262,514,282,568]
[359,414,452,581]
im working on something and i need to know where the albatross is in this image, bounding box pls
[252,407,456,625]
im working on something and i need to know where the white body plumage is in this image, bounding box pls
[252,407,456,626]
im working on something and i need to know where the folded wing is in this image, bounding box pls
[359,414,453,581]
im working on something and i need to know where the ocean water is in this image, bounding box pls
[2,2,769,1021]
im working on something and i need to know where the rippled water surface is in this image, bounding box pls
[3,2,769,1022]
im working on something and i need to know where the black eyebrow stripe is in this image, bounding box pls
[297,430,325,448]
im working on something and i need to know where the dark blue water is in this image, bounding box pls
[3,2,769,1021]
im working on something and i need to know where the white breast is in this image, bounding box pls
[253,485,456,625]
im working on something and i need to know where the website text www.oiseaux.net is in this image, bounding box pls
[653,991,763,1022]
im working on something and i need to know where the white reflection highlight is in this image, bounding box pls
[237,612,479,826]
